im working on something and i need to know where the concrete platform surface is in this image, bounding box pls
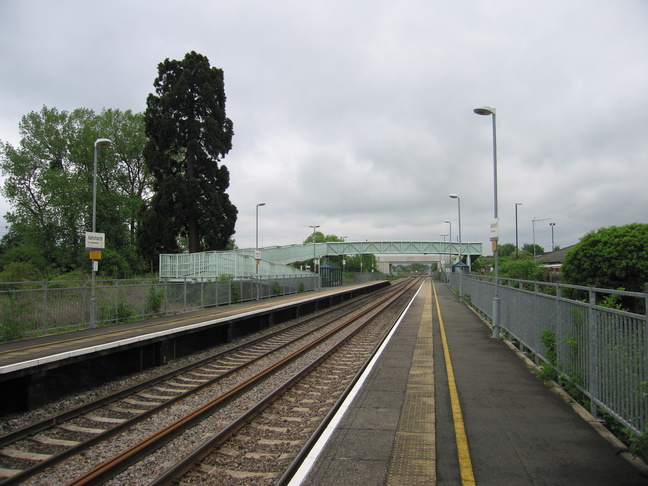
[299,279,648,486]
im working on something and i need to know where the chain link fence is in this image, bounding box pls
[0,275,319,341]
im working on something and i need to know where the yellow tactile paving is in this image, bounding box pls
[386,280,435,486]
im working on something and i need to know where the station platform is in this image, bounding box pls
[294,279,648,486]
[0,281,389,415]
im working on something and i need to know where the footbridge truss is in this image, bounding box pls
[159,240,482,279]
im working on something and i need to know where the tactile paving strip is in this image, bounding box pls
[386,281,435,485]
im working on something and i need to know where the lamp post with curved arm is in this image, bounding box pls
[255,202,266,300]
[90,138,111,328]
[440,232,448,282]
[474,106,500,338]
[449,194,462,301]
[515,202,523,258]
[309,225,320,291]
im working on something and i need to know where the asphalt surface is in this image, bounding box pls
[301,279,648,485]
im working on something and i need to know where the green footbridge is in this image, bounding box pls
[159,241,482,279]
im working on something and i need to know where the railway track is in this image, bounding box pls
[149,286,410,486]
[0,277,422,485]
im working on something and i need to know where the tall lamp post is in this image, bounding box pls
[309,225,320,279]
[340,235,348,276]
[515,202,523,258]
[449,194,462,300]
[444,218,452,284]
[474,105,500,339]
[550,222,556,251]
[255,202,266,300]
[444,219,452,261]
[90,138,111,328]
[440,232,448,282]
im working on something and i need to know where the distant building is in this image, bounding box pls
[536,245,575,281]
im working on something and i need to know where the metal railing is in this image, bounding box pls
[449,273,648,436]
[0,275,319,341]
[159,251,314,279]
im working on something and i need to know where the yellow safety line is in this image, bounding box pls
[432,280,476,485]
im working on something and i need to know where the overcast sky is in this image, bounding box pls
[1,0,646,256]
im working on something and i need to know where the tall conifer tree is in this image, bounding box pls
[139,51,237,258]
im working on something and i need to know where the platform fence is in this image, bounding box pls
[0,274,319,341]
[449,273,648,436]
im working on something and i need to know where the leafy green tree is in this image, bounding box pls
[1,106,94,272]
[497,243,517,258]
[139,51,237,261]
[92,109,151,247]
[303,232,341,244]
[345,254,378,272]
[499,258,544,280]
[522,243,544,257]
[0,261,42,283]
[562,223,648,293]
[0,106,150,276]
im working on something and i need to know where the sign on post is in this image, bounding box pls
[489,219,499,241]
[85,232,105,251]
[490,218,499,252]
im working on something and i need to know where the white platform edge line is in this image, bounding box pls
[287,281,425,486]
[0,285,378,375]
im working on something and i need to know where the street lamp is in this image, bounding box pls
[309,225,320,277]
[550,222,556,251]
[255,202,266,300]
[340,235,348,275]
[444,219,452,285]
[90,138,112,328]
[444,219,452,259]
[474,105,500,339]
[449,194,462,300]
[440,232,448,282]
[515,203,523,258]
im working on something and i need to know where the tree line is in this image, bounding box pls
[0,52,237,280]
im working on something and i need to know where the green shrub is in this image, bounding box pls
[272,281,281,296]
[541,329,557,364]
[146,287,164,314]
[231,281,240,303]
[0,262,43,290]
[114,300,132,322]
[627,426,648,463]
[1,295,30,341]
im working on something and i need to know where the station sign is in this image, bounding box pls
[489,218,499,241]
[85,232,105,251]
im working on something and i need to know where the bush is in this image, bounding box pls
[563,223,648,293]
[114,300,132,323]
[146,287,164,314]
[272,281,281,296]
[0,294,30,341]
[0,262,43,290]
[231,281,240,303]
[499,258,544,281]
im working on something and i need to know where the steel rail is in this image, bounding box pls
[0,284,400,485]
[65,279,418,486]
[151,278,421,486]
